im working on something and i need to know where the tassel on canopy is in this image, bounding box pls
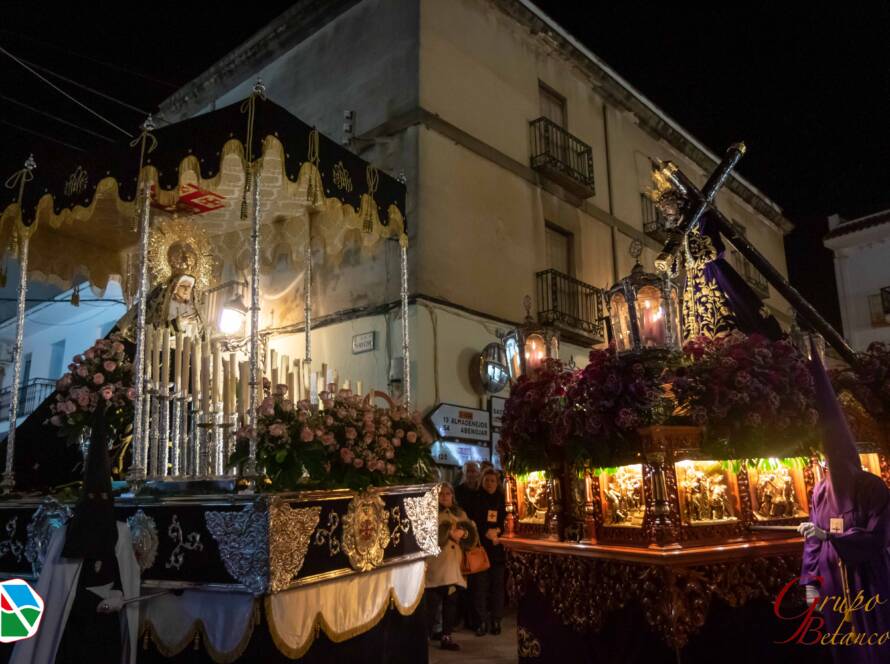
[360,165,380,233]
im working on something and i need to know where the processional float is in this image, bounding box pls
[0,83,437,662]
[501,143,887,659]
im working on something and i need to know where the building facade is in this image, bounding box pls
[146,0,794,466]
[0,280,126,434]
[824,209,890,351]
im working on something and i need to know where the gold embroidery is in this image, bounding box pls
[518,627,542,658]
[332,161,353,192]
[268,501,322,593]
[341,492,390,571]
[682,225,736,340]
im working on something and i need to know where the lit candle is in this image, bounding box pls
[174,331,183,394]
[281,354,289,383]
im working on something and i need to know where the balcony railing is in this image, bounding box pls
[529,117,595,198]
[536,269,605,343]
[728,250,770,299]
[0,378,55,422]
[641,193,670,243]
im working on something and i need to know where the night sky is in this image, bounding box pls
[1,2,887,329]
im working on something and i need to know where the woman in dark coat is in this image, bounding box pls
[469,468,507,636]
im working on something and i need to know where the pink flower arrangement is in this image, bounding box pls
[669,331,818,458]
[832,341,890,424]
[231,384,435,491]
[47,333,134,442]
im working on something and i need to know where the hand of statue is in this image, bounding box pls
[805,585,820,607]
[797,522,828,541]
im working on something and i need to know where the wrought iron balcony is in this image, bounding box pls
[728,250,770,300]
[536,269,605,344]
[529,117,595,198]
[641,193,670,243]
[0,378,55,423]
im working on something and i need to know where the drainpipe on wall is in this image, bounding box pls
[602,103,619,284]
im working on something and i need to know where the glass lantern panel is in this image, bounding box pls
[525,333,547,371]
[609,292,633,352]
[669,288,683,348]
[635,285,666,349]
[674,459,739,524]
[504,335,522,379]
[747,458,809,520]
[599,465,645,527]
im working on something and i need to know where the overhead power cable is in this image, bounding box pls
[0,94,115,143]
[0,44,133,138]
[0,118,85,152]
[0,28,178,89]
[16,56,150,116]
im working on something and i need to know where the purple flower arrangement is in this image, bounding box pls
[670,331,818,458]
[831,341,890,424]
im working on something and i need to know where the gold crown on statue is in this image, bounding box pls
[648,160,678,201]
[147,215,215,290]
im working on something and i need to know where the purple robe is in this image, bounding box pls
[801,473,890,662]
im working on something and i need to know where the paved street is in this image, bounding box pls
[429,612,517,664]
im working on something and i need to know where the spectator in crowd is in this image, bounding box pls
[455,461,481,512]
[470,468,507,636]
[425,482,479,651]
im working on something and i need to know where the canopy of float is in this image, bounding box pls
[0,97,407,291]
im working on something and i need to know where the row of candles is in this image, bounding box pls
[140,326,372,480]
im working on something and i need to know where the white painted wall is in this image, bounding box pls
[825,216,890,351]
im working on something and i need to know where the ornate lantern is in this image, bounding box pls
[605,247,682,354]
[503,295,559,380]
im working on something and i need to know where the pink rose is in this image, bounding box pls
[57,374,72,390]
[392,438,401,447]
[281,399,294,413]
[77,393,91,408]
[100,385,114,400]
[386,463,396,475]
[268,423,286,438]
[300,427,315,442]
[63,400,77,414]
[406,431,417,444]
[126,387,137,401]
[261,404,275,417]
[340,448,354,463]
[76,366,88,378]
[395,429,405,438]
[49,415,63,427]
[103,360,117,372]
[322,432,335,446]
[345,427,357,441]
[112,342,125,355]
[93,373,105,385]
[353,458,364,469]
[385,449,394,459]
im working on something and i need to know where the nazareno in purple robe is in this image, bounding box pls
[800,346,890,662]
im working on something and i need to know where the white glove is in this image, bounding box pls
[96,590,124,613]
[797,522,828,541]
[805,585,820,606]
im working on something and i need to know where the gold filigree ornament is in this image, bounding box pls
[517,627,542,658]
[341,492,391,572]
[403,486,440,557]
[147,214,215,290]
[268,500,322,593]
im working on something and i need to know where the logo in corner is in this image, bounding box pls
[0,579,43,643]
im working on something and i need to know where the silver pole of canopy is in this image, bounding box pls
[126,117,157,489]
[2,154,36,493]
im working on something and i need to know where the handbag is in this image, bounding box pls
[461,545,491,575]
